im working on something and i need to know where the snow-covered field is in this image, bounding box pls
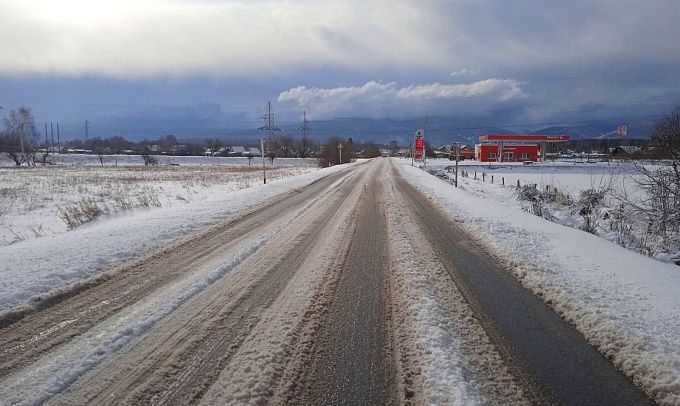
[0,159,352,314]
[423,158,678,263]
[397,158,680,405]
[437,159,636,192]
[0,157,315,246]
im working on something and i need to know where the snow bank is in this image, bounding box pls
[394,158,680,405]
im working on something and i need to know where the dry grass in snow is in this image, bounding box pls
[0,164,314,246]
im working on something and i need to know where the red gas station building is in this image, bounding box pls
[475,134,570,162]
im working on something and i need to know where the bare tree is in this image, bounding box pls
[619,107,680,251]
[141,146,158,166]
[2,106,39,166]
[96,148,105,166]
[277,134,295,158]
[161,134,178,153]
[362,142,382,158]
[317,137,355,167]
[266,135,279,163]
[206,138,224,156]
[296,136,316,158]
[37,150,50,166]
[650,106,680,183]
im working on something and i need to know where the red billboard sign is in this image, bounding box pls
[415,136,425,160]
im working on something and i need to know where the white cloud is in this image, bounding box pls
[396,79,524,101]
[278,79,525,117]
[450,69,475,76]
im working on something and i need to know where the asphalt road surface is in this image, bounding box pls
[0,159,655,405]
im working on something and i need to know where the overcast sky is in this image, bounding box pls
[1,0,679,138]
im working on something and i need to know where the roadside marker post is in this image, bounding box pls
[260,138,267,184]
[453,142,460,188]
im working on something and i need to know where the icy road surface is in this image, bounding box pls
[0,159,663,405]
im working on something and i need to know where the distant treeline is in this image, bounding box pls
[1,106,388,167]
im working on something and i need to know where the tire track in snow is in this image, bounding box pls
[199,161,378,405]
[0,167,353,379]
[39,166,365,405]
[277,159,399,405]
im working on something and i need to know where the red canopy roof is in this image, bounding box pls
[479,134,570,142]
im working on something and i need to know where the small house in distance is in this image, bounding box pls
[611,145,641,159]
[449,145,475,160]
[228,146,247,157]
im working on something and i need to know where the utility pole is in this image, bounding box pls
[258,101,281,169]
[50,123,54,152]
[44,122,48,146]
[84,119,89,141]
[56,123,61,153]
[300,111,311,138]
[260,137,267,184]
[258,101,281,139]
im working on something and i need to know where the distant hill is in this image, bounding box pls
[529,119,656,140]
[59,114,657,147]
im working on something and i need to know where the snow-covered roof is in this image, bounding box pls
[613,145,641,154]
[230,146,246,153]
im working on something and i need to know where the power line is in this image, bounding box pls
[299,111,311,138]
[257,100,281,138]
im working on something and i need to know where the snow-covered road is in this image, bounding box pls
[0,158,670,405]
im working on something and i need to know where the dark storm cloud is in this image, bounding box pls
[0,0,678,133]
